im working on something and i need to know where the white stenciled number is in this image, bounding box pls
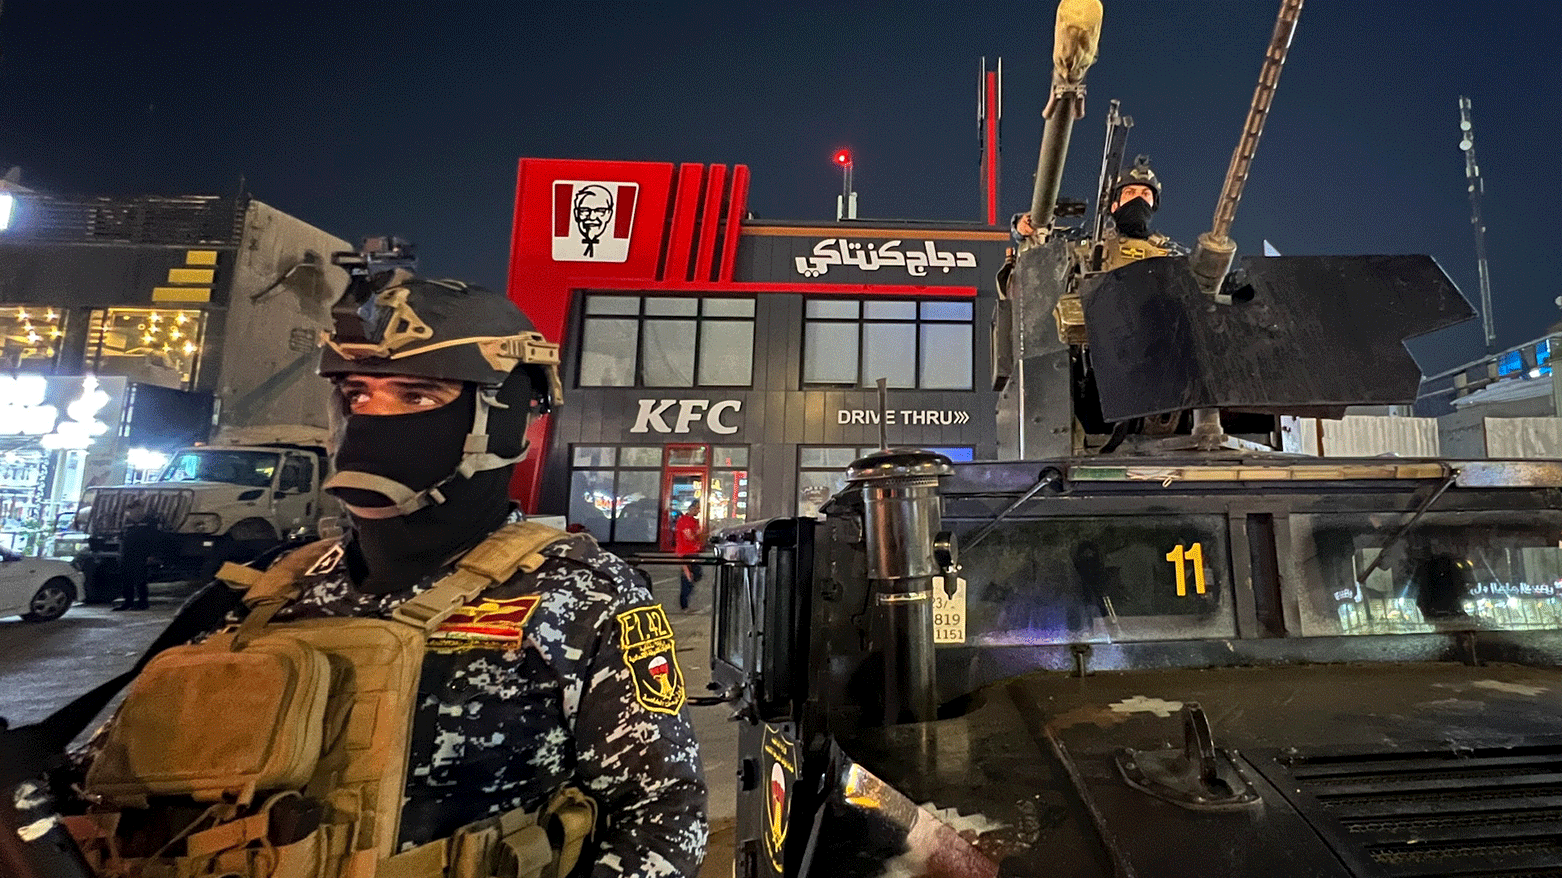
[1164,542,1207,597]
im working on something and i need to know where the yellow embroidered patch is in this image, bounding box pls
[427,595,540,652]
[617,605,686,714]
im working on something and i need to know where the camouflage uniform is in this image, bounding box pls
[272,521,708,877]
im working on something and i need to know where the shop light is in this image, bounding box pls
[127,447,170,472]
[39,376,110,450]
[0,192,13,231]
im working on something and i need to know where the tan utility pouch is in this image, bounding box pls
[382,784,597,878]
[86,630,333,806]
[77,521,579,878]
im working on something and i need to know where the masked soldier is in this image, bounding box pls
[53,271,708,878]
[1095,155,1186,270]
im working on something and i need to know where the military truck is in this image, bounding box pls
[707,2,1562,876]
[74,441,332,602]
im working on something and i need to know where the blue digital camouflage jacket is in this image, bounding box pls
[273,528,709,878]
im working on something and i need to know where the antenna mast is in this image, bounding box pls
[1458,96,1496,353]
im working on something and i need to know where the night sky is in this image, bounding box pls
[1,1,1556,375]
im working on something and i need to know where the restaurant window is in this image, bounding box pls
[86,308,207,390]
[803,299,973,389]
[568,445,663,544]
[706,446,750,533]
[578,295,755,388]
[797,445,972,517]
[0,306,65,370]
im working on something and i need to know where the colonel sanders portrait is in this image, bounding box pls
[572,185,615,257]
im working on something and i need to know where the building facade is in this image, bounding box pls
[1419,333,1562,457]
[506,160,1007,549]
[0,189,348,551]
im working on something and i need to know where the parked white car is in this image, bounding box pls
[0,549,82,622]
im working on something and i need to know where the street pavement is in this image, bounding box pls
[0,569,740,876]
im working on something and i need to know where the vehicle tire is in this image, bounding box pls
[22,577,75,622]
[227,519,278,543]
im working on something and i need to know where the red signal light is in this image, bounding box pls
[833,149,852,167]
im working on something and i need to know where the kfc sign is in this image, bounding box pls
[629,399,742,435]
[552,180,638,263]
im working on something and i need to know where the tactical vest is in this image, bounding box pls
[66,522,595,878]
[1099,232,1174,270]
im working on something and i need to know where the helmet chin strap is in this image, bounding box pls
[325,387,527,520]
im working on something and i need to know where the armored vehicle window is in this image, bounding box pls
[1291,512,1562,636]
[956,514,1234,645]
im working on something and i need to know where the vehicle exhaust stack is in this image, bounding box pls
[847,449,958,725]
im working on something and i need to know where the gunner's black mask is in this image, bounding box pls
[1111,197,1155,240]
[329,387,513,594]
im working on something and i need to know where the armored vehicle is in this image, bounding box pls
[708,2,1562,876]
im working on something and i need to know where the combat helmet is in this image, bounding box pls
[318,269,563,518]
[319,269,561,406]
[1113,155,1161,210]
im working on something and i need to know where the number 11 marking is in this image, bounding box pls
[1165,542,1207,596]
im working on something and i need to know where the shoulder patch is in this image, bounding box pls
[427,594,541,652]
[304,543,345,578]
[616,605,686,714]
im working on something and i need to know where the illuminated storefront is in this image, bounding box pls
[505,159,1007,548]
[0,191,348,554]
[0,374,211,553]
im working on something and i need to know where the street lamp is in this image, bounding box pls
[833,149,857,220]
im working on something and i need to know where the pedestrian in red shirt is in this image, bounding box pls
[674,499,705,611]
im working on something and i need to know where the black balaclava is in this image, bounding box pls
[328,384,517,594]
[1110,196,1155,239]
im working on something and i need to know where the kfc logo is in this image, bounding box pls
[552,180,638,263]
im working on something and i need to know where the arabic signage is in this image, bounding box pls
[794,238,977,279]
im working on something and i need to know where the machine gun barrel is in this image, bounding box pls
[1189,0,1304,296]
[1028,0,1103,236]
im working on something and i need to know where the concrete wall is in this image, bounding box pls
[1279,415,1440,457]
[1484,418,1562,458]
[1438,398,1555,458]
[212,201,349,430]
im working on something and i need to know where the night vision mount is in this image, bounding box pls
[331,235,418,280]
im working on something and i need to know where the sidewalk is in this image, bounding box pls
[646,567,739,877]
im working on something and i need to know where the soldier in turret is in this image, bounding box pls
[1095,155,1187,270]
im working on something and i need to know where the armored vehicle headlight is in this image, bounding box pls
[186,513,222,534]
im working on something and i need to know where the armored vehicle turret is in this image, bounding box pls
[707,3,1562,877]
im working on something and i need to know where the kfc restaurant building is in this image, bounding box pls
[506,159,1007,550]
